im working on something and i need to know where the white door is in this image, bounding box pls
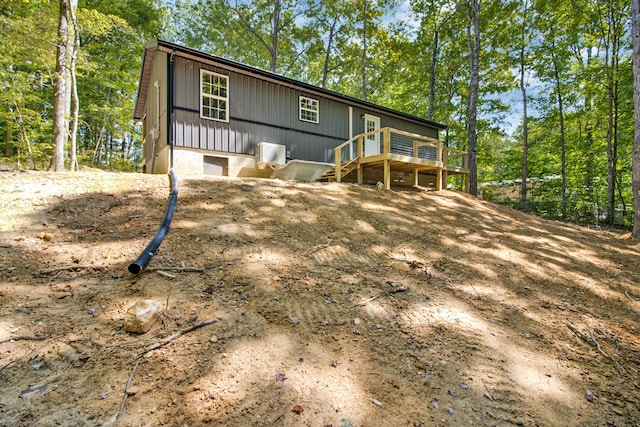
[363,114,380,156]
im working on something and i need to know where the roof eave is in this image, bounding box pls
[133,39,160,121]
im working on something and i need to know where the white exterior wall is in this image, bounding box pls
[172,147,264,177]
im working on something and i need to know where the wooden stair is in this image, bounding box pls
[316,158,359,182]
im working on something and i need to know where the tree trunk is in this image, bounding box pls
[270,0,280,72]
[94,126,105,165]
[93,87,112,166]
[606,71,617,224]
[605,5,621,225]
[13,99,35,170]
[322,19,337,88]
[51,0,70,172]
[466,0,480,196]
[632,0,640,238]
[69,0,79,172]
[361,0,367,101]
[5,127,13,157]
[428,24,439,122]
[122,133,129,160]
[225,0,280,73]
[583,50,595,221]
[519,0,529,212]
[519,80,529,212]
[549,39,567,220]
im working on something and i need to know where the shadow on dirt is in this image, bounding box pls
[1,174,639,426]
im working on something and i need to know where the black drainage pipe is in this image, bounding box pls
[128,168,178,275]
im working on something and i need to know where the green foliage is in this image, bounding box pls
[0,0,57,169]
[0,0,636,226]
[0,0,164,171]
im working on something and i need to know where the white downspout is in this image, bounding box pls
[348,106,353,159]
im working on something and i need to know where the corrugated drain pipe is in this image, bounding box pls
[128,168,178,275]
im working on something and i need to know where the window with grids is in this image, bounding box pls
[200,70,229,122]
[299,96,319,123]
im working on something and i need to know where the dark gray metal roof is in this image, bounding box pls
[134,38,447,131]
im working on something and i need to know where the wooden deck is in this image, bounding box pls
[323,128,470,191]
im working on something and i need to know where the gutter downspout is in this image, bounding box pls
[128,168,178,274]
[150,80,160,173]
[348,106,353,159]
[168,50,175,170]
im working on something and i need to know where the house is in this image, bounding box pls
[134,38,469,190]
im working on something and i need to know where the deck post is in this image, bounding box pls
[357,136,363,184]
[413,168,419,186]
[436,167,442,191]
[384,159,391,190]
[441,147,448,191]
[383,128,391,155]
[334,147,342,183]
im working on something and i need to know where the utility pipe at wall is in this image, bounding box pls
[128,168,178,275]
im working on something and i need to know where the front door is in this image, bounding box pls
[363,114,380,156]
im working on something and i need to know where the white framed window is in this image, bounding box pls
[200,69,229,122]
[299,96,319,124]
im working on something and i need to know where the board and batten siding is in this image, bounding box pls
[172,56,349,163]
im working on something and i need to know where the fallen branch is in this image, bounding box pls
[625,291,638,304]
[481,379,494,400]
[39,264,106,274]
[566,322,625,375]
[101,359,139,427]
[350,287,408,309]
[134,319,220,360]
[305,239,332,255]
[0,359,18,373]
[156,270,177,279]
[146,266,206,272]
[0,333,51,344]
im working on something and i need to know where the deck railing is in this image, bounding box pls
[334,127,467,173]
[443,147,469,170]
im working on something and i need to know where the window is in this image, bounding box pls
[299,96,319,123]
[201,70,229,122]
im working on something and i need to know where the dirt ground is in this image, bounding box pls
[0,170,639,427]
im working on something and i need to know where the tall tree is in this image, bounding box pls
[226,0,282,72]
[633,0,640,238]
[466,0,480,196]
[223,0,317,74]
[1,0,57,168]
[518,0,530,211]
[362,0,368,100]
[531,0,577,220]
[410,0,456,122]
[68,0,80,171]
[51,0,71,171]
[550,35,568,219]
[597,0,627,224]
[306,0,380,92]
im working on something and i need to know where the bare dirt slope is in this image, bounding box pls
[0,171,639,427]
